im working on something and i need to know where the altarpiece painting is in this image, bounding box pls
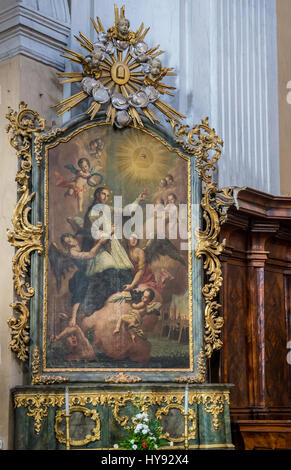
[34,116,203,380]
[6,5,234,450]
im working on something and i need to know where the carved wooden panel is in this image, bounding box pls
[221,260,249,409]
[218,188,291,429]
[264,269,288,407]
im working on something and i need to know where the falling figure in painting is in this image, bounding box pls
[50,325,95,361]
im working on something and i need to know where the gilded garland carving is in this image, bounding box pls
[13,390,230,437]
[6,102,45,361]
[104,372,142,383]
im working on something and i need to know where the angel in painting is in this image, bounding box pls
[123,234,181,294]
[49,232,111,327]
[55,157,103,212]
[88,137,104,161]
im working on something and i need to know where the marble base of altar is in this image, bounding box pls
[12,383,234,450]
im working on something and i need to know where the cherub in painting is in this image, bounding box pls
[55,157,103,212]
[113,288,160,343]
[88,137,104,161]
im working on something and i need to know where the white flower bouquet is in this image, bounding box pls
[118,411,167,450]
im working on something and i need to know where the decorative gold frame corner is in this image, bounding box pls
[175,349,207,384]
[31,347,68,385]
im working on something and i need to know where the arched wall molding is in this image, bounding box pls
[0,0,70,70]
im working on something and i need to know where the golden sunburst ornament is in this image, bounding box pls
[57,4,185,128]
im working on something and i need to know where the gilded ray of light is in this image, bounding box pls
[114,130,171,185]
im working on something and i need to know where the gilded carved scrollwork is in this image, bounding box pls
[34,128,63,165]
[192,392,227,431]
[156,404,197,442]
[55,406,101,446]
[14,393,64,435]
[6,102,45,361]
[169,118,234,358]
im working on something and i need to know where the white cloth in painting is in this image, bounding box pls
[86,236,133,276]
[86,202,135,276]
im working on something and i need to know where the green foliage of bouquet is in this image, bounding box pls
[118,412,167,450]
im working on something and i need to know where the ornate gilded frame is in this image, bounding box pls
[6,103,234,385]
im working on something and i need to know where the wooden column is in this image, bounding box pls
[246,223,279,413]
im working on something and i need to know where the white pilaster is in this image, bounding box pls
[212,0,280,195]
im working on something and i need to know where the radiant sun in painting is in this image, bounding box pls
[114,130,171,184]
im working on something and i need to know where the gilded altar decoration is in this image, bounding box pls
[6,102,45,361]
[193,392,227,431]
[168,118,235,357]
[14,392,64,435]
[57,4,184,127]
[5,6,234,379]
